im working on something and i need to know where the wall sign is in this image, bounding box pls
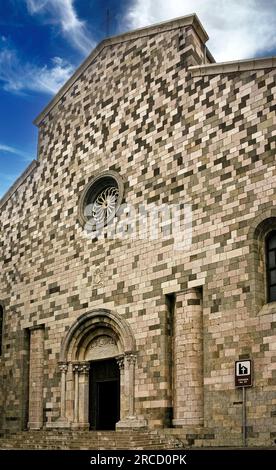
[235,360,252,387]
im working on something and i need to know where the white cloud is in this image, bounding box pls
[0,144,33,161]
[0,48,74,95]
[125,0,276,61]
[26,0,95,55]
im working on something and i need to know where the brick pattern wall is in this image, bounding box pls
[0,20,275,444]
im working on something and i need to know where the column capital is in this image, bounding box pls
[72,362,81,373]
[58,362,68,373]
[125,352,137,365]
[72,362,79,373]
[72,362,90,375]
[116,354,125,370]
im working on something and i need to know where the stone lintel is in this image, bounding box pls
[29,324,45,332]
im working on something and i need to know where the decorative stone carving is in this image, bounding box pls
[92,266,104,287]
[85,335,119,361]
[58,362,68,373]
[90,335,116,349]
[116,355,125,370]
[126,353,137,365]
[72,363,80,373]
[78,362,90,375]
[72,362,89,374]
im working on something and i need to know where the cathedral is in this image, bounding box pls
[0,14,276,448]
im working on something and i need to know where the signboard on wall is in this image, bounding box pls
[235,360,252,387]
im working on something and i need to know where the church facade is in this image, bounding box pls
[0,14,276,447]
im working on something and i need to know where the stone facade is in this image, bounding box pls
[0,14,276,447]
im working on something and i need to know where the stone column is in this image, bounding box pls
[126,353,136,418]
[116,355,126,421]
[28,325,45,430]
[58,362,68,421]
[78,362,90,429]
[72,363,79,425]
[173,288,203,427]
[116,352,147,429]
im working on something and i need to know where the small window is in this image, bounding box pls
[0,305,3,356]
[266,231,276,302]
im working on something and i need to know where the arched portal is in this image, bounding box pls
[56,309,146,430]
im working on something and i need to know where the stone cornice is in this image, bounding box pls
[189,56,276,76]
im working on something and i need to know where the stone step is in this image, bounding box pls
[0,429,183,450]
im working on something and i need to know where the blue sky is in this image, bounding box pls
[0,0,276,198]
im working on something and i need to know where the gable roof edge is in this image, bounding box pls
[34,14,208,127]
[0,160,38,211]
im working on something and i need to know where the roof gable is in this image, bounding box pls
[34,14,208,127]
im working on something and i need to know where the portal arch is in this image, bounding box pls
[60,308,136,362]
[55,309,145,430]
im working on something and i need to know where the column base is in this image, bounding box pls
[28,422,43,430]
[116,416,147,429]
[71,422,90,430]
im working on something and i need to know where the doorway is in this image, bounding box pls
[89,358,120,430]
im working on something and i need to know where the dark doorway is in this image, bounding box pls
[89,358,120,430]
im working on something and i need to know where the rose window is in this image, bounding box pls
[78,171,124,228]
[92,186,120,224]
